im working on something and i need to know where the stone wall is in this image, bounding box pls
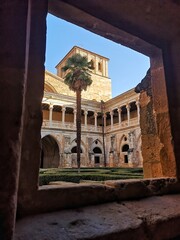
[135,66,176,178]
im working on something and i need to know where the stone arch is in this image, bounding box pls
[119,134,128,152]
[90,139,103,153]
[118,134,129,166]
[121,144,129,164]
[93,147,102,165]
[44,83,57,93]
[93,147,102,154]
[70,138,86,153]
[41,134,60,168]
[90,139,103,166]
[71,146,82,153]
[70,138,86,167]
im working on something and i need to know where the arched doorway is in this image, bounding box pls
[122,144,129,164]
[41,135,60,168]
[93,147,102,166]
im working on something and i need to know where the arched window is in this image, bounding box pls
[122,144,129,152]
[93,147,102,154]
[71,146,82,153]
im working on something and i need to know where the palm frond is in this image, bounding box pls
[62,53,93,92]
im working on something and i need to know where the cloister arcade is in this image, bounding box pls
[41,85,142,168]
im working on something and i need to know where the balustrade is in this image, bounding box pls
[42,120,102,132]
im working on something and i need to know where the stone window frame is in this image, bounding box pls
[17,1,177,217]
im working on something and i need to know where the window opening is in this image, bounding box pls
[93,147,102,154]
[95,156,100,164]
[71,146,83,153]
[124,155,128,163]
[39,12,150,186]
[122,144,129,152]
[98,62,102,71]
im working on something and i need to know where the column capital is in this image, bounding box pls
[117,107,122,113]
[126,103,130,110]
[136,100,140,106]
[62,106,66,111]
[94,112,98,117]
[49,103,54,110]
[110,110,114,116]
[84,109,88,115]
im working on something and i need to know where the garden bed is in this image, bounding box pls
[39,167,143,185]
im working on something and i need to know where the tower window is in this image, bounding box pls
[90,59,95,69]
[98,62,102,71]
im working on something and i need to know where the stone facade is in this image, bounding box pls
[41,46,142,168]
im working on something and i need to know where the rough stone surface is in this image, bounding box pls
[105,178,180,200]
[136,66,176,178]
[17,178,180,218]
[0,1,29,239]
[15,194,180,240]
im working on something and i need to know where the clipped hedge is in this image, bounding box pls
[39,169,143,186]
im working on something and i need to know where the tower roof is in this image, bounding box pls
[55,45,109,69]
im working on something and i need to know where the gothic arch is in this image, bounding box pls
[119,134,128,152]
[121,144,129,164]
[90,139,103,153]
[70,138,86,153]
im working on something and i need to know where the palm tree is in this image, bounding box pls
[62,53,93,172]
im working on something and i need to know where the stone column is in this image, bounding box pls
[49,104,54,127]
[62,106,66,125]
[110,110,114,128]
[94,112,98,129]
[136,100,140,124]
[73,108,77,125]
[84,110,88,127]
[126,104,130,126]
[118,107,122,126]
[17,0,48,233]
[0,1,37,238]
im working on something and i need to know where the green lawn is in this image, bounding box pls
[39,167,143,185]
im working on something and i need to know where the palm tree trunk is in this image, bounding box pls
[101,101,106,167]
[76,89,81,173]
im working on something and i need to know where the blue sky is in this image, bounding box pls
[45,14,150,97]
